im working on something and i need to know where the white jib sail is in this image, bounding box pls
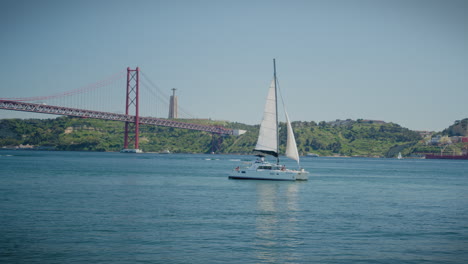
[254,79,278,155]
[285,111,300,165]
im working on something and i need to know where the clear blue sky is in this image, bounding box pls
[1,0,467,131]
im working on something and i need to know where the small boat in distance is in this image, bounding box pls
[229,59,308,181]
[397,152,403,159]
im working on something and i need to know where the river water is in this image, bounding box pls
[1,151,467,263]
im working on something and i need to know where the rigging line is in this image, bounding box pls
[277,77,285,109]
[277,79,298,129]
[1,70,127,102]
[276,77,288,123]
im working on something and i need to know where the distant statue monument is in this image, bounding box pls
[169,88,178,119]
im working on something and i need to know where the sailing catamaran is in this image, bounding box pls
[229,59,308,181]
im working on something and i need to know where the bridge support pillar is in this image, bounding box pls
[123,67,140,151]
[210,133,223,154]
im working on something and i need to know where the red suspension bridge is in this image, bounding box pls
[0,67,243,152]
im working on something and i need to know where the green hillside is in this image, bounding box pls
[443,118,468,137]
[0,116,427,157]
[290,120,421,157]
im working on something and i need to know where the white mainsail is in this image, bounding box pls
[285,111,300,165]
[254,79,278,156]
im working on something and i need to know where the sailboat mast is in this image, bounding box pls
[273,58,279,165]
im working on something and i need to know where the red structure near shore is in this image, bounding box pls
[426,154,468,160]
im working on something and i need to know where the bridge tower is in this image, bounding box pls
[123,67,141,152]
[210,133,224,154]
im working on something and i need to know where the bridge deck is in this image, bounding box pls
[0,100,234,135]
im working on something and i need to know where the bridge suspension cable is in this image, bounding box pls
[1,67,240,147]
[1,67,238,136]
[140,71,195,119]
[0,70,126,102]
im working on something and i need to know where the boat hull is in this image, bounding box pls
[229,169,308,181]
